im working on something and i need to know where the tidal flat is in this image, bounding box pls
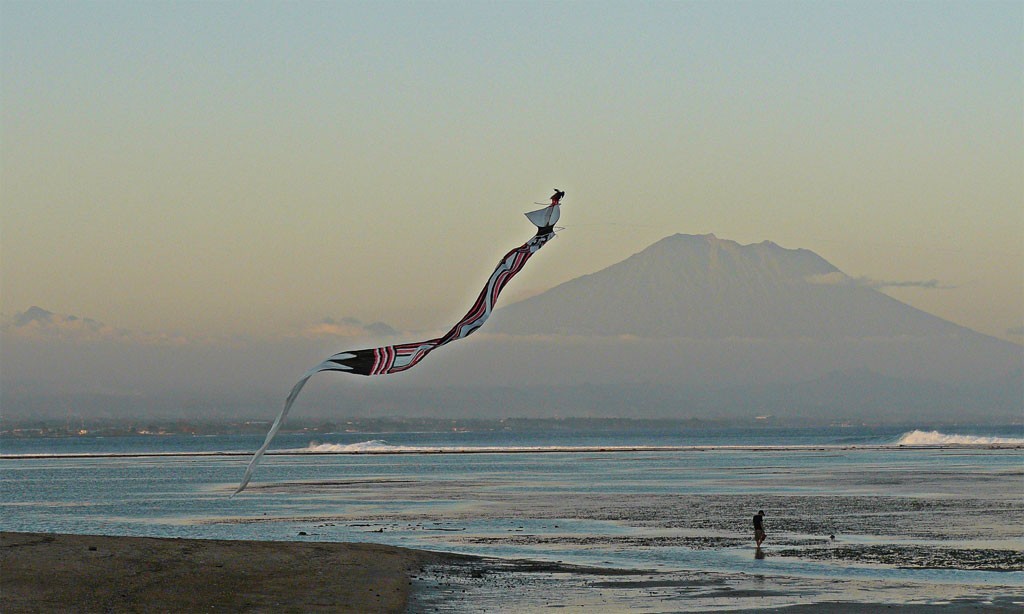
[2,431,1022,610]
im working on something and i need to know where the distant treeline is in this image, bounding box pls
[6,414,1013,439]
[0,415,834,438]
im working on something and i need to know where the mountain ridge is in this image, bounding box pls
[492,233,1007,345]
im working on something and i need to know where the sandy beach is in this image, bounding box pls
[0,532,463,613]
[5,532,1021,612]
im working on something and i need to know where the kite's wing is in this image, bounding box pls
[524,205,560,229]
[234,214,558,495]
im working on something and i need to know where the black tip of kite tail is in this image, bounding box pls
[328,349,377,376]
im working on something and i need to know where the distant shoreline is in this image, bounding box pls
[4,416,1021,440]
[3,442,1023,460]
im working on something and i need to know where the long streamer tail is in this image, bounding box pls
[232,363,328,496]
[233,222,558,495]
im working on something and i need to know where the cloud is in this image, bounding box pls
[803,272,852,286]
[298,316,399,339]
[870,279,946,290]
[4,307,401,347]
[3,306,187,345]
[804,273,949,290]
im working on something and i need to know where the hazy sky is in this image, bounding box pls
[3,0,1022,344]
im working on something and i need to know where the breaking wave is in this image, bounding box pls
[297,433,1024,453]
[302,440,400,453]
[10,432,1022,460]
[895,430,1024,446]
[294,440,677,454]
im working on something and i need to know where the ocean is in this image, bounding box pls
[2,425,1022,609]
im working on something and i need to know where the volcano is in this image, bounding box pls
[492,233,987,341]
[389,233,1021,421]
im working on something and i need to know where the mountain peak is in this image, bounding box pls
[651,232,816,257]
[491,233,973,340]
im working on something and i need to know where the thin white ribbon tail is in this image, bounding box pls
[232,362,333,496]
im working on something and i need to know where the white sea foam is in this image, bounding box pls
[302,440,399,453]
[895,430,1024,446]
[294,440,679,454]
[297,433,1024,454]
[6,432,1023,460]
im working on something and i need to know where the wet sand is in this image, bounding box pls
[5,532,1021,612]
[409,556,1023,612]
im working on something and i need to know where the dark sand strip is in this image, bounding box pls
[0,532,466,613]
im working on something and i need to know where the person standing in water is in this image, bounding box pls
[753,510,766,548]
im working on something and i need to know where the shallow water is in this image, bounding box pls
[2,427,1022,608]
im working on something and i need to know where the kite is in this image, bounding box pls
[234,191,564,494]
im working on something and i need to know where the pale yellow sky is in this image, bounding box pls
[2,1,1021,342]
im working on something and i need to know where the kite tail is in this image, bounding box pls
[232,362,329,496]
[233,219,558,496]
